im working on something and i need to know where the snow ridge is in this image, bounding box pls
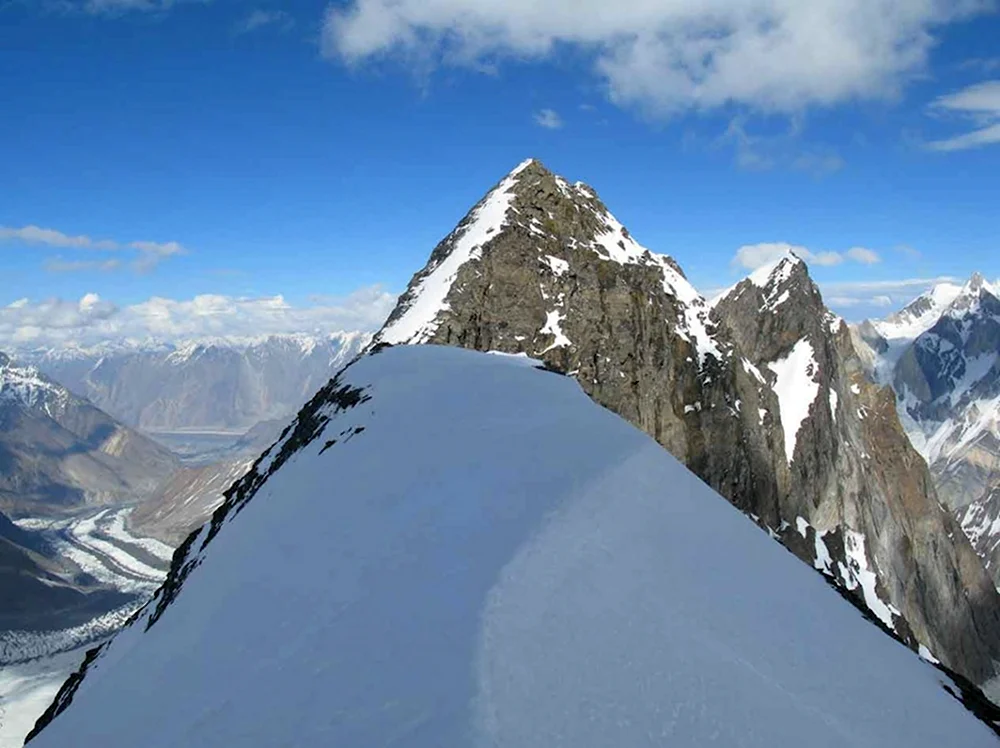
[25,346,999,747]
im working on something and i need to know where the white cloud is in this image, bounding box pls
[533,108,563,129]
[234,9,294,34]
[0,224,187,273]
[53,0,197,15]
[825,294,893,308]
[44,257,123,273]
[0,286,397,350]
[322,0,989,116]
[731,242,881,271]
[959,58,1000,73]
[926,80,1000,151]
[0,225,118,250]
[846,247,881,265]
[791,152,846,176]
[129,240,188,272]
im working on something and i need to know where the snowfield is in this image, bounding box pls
[28,346,998,747]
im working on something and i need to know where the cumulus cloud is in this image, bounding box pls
[234,9,294,34]
[926,80,1000,151]
[533,108,563,129]
[0,224,187,273]
[322,0,989,116]
[0,286,397,350]
[731,242,881,271]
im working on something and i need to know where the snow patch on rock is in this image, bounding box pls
[767,339,820,465]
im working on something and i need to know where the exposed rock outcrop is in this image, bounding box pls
[373,158,1000,690]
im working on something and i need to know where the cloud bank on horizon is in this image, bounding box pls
[0,287,396,350]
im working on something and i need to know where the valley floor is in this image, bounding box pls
[0,506,173,747]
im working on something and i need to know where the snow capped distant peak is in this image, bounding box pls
[25,332,370,363]
[871,281,964,343]
[0,353,69,414]
[945,273,1000,320]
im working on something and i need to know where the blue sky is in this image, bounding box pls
[2,0,999,345]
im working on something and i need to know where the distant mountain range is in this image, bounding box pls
[17,332,371,434]
[855,275,1000,584]
[0,352,178,519]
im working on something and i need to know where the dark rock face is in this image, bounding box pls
[373,159,1000,690]
[376,160,787,524]
[715,260,1000,687]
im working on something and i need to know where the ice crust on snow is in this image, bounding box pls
[28,346,996,748]
[767,338,821,465]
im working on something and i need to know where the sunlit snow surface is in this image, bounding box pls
[768,338,821,464]
[30,347,996,747]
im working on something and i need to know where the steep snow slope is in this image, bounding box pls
[29,347,997,746]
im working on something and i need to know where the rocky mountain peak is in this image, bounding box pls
[711,254,831,366]
[371,161,1000,692]
[374,158,716,362]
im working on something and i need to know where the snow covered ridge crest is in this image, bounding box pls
[23,347,1000,746]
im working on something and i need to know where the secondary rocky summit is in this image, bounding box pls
[374,158,1000,692]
